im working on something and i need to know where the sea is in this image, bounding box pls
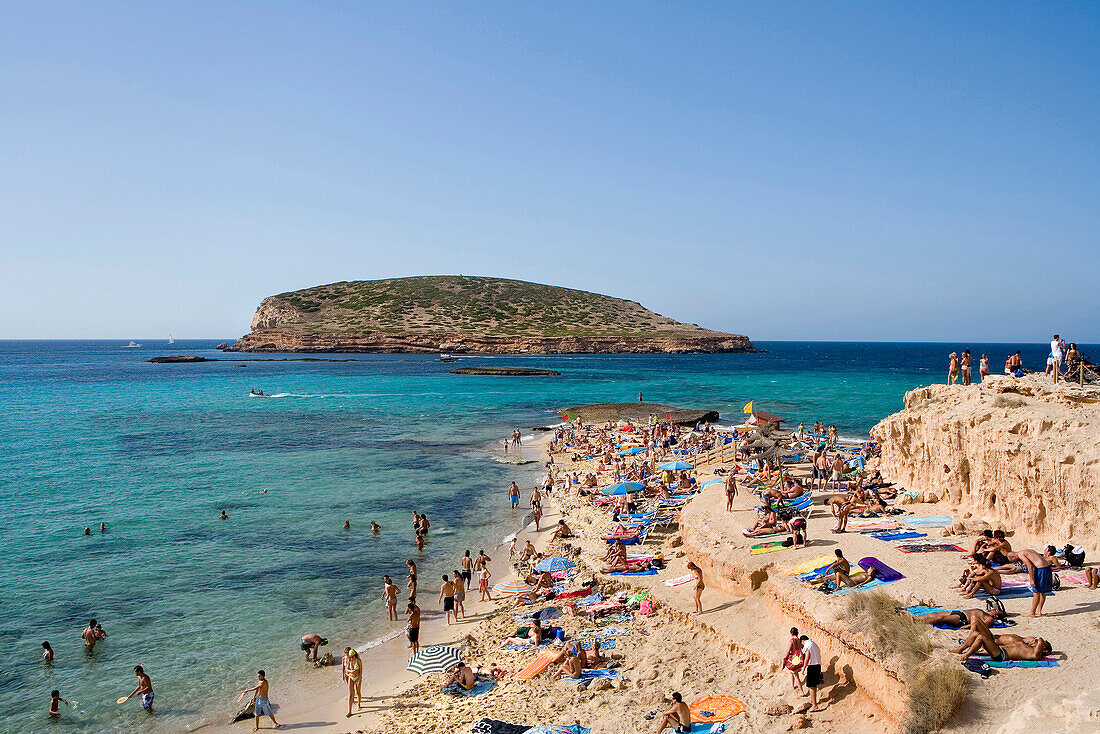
[0,340,1090,732]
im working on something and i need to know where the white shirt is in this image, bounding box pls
[802,639,821,666]
[1051,339,1062,357]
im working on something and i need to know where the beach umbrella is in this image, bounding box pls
[535,557,576,572]
[658,461,694,471]
[600,481,645,496]
[617,447,644,456]
[406,645,463,675]
[493,579,535,595]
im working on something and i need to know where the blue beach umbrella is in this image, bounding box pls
[700,478,724,488]
[617,447,645,456]
[535,557,576,572]
[658,461,694,471]
[600,482,645,496]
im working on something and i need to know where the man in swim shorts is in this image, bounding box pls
[656,691,692,733]
[913,607,1001,629]
[123,665,154,711]
[439,575,456,624]
[1007,549,1054,617]
[406,600,421,654]
[300,633,328,661]
[241,670,281,730]
[953,614,1051,662]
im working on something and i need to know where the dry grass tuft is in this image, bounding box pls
[844,591,970,734]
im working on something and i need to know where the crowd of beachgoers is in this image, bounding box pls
[948,335,1091,385]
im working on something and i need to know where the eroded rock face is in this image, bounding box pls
[871,375,1100,549]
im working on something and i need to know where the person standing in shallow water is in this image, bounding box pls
[382,575,399,621]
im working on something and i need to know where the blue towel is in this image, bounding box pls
[579,639,617,649]
[610,569,658,576]
[831,578,898,595]
[689,724,728,733]
[904,605,1010,629]
[974,655,1059,668]
[864,531,926,541]
[562,669,618,682]
[976,587,1039,600]
[442,679,496,696]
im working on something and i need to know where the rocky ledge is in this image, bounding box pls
[450,367,561,376]
[562,402,719,426]
[221,330,755,354]
[148,355,212,363]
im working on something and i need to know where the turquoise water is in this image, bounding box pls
[0,340,1085,732]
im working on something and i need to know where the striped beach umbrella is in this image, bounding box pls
[600,481,645,496]
[658,460,694,471]
[535,557,576,572]
[700,478,725,488]
[406,645,463,675]
[493,579,535,595]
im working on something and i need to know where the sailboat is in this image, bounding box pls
[168,334,175,344]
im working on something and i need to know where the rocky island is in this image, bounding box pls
[221,276,755,354]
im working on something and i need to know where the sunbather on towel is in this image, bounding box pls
[606,523,640,540]
[953,615,1051,662]
[605,541,628,566]
[601,559,650,574]
[913,607,1001,629]
[959,558,1002,598]
[445,662,477,690]
[820,550,878,587]
[557,648,585,679]
[743,507,782,537]
[656,691,692,733]
[504,623,544,647]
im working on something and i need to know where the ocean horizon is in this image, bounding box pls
[2,339,1093,732]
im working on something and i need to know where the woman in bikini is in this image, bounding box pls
[345,649,362,717]
[687,561,704,613]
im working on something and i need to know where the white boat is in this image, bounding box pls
[168,334,174,344]
[125,341,142,348]
[439,353,457,362]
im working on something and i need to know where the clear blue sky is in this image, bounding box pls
[2,2,1097,341]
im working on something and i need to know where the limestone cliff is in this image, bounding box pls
[871,375,1100,549]
[223,276,755,354]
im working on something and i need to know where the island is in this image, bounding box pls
[562,402,720,426]
[220,276,755,354]
[450,366,561,376]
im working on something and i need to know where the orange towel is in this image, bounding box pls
[689,695,746,722]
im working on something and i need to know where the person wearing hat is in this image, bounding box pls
[300,633,328,662]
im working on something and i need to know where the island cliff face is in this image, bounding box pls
[223,276,755,354]
[871,375,1100,549]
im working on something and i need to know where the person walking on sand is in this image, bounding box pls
[531,502,543,531]
[725,472,737,511]
[406,600,421,654]
[123,665,154,711]
[784,628,805,695]
[687,561,704,613]
[478,566,493,601]
[382,575,399,621]
[439,575,456,625]
[452,569,466,619]
[461,550,474,586]
[344,649,361,717]
[800,635,824,711]
[240,670,282,730]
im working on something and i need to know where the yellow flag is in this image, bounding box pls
[743,401,753,414]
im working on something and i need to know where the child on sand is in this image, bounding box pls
[478,567,493,601]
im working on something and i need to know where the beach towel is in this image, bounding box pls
[471,718,531,734]
[1060,572,1091,585]
[516,650,557,680]
[784,555,833,576]
[750,543,790,555]
[904,516,955,527]
[443,679,497,697]
[557,588,594,601]
[522,726,591,734]
[830,578,898,595]
[582,626,631,637]
[863,530,926,541]
[858,557,905,582]
[664,574,696,587]
[975,587,1037,600]
[847,521,899,531]
[689,695,746,722]
[896,544,965,553]
[688,724,727,734]
[904,605,1010,629]
[561,669,618,682]
[578,638,617,650]
[609,569,659,576]
[973,655,1060,668]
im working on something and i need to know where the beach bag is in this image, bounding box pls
[639,600,654,616]
[1064,545,1086,568]
[1052,572,1061,591]
[784,650,805,672]
[985,597,1006,617]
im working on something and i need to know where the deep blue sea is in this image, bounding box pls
[0,340,1089,732]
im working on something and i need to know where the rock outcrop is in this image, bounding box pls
[871,375,1100,549]
[450,367,561,376]
[562,403,719,426]
[222,276,756,354]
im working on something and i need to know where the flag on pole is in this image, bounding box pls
[743,401,753,414]
[562,413,569,422]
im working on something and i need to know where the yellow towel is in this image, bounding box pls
[782,555,833,576]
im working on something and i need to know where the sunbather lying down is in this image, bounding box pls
[552,641,602,673]
[953,615,1051,662]
[600,560,649,574]
[912,607,1002,629]
[444,661,509,690]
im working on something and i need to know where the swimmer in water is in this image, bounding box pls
[83,527,91,536]
[81,619,99,649]
[42,641,54,662]
[219,510,228,520]
[342,520,351,530]
[49,689,68,718]
[99,523,107,532]
[370,520,381,533]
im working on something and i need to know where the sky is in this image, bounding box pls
[1,2,1097,341]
